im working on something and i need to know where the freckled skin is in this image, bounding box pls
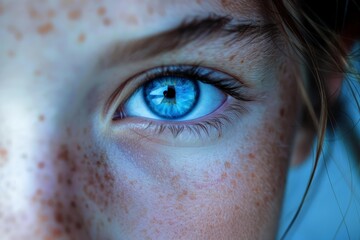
[0,0,303,240]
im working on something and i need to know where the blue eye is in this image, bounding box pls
[143,77,200,119]
[120,66,229,122]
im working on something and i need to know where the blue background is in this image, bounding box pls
[277,43,360,240]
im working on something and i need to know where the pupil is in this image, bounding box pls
[163,85,176,99]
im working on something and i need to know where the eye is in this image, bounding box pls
[122,74,226,121]
[112,65,253,137]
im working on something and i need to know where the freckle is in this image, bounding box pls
[221,0,231,8]
[236,171,242,179]
[0,148,8,166]
[224,161,231,169]
[38,114,45,122]
[126,15,138,25]
[75,222,82,229]
[7,26,23,41]
[189,192,197,200]
[76,144,82,151]
[228,55,236,61]
[244,164,249,171]
[15,32,22,40]
[68,9,81,20]
[280,134,285,142]
[77,33,86,43]
[0,148,8,158]
[65,227,71,234]
[7,50,16,58]
[248,153,255,159]
[240,60,244,64]
[97,6,106,16]
[37,22,54,35]
[255,201,261,207]
[250,172,256,178]
[171,174,181,184]
[128,179,137,186]
[54,212,64,223]
[235,204,240,210]
[103,18,112,26]
[39,214,49,222]
[47,9,56,18]
[47,199,54,207]
[253,187,260,193]
[66,127,72,136]
[230,179,237,187]
[157,6,166,16]
[52,228,63,237]
[146,5,155,15]
[37,161,45,169]
[57,173,64,184]
[34,69,42,77]
[220,172,228,180]
[28,8,39,19]
[70,200,77,208]
[279,108,285,117]
[57,145,69,161]
[36,189,43,196]
[177,190,188,201]
[66,178,72,186]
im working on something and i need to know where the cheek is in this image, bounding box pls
[76,113,296,240]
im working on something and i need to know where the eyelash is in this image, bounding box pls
[112,65,254,138]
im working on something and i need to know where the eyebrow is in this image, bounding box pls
[100,15,278,68]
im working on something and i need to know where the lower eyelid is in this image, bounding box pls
[112,98,248,141]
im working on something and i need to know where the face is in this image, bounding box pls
[0,0,303,239]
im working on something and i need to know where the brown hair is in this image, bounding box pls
[271,0,360,238]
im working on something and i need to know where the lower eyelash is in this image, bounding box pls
[134,101,248,138]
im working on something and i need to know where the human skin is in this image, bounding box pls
[0,0,303,239]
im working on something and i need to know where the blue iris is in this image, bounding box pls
[143,77,199,119]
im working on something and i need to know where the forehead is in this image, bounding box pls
[0,0,266,28]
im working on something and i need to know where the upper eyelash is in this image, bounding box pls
[137,65,254,102]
